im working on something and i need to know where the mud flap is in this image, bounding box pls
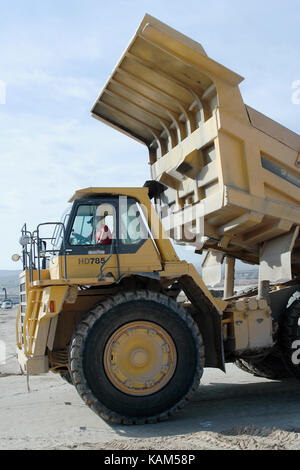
[179,275,225,371]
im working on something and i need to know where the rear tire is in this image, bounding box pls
[236,350,290,380]
[279,298,300,379]
[236,297,300,380]
[59,370,73,384]
[69,290,204,424]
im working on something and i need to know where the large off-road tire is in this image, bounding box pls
[59,370,73,384]
[69,290,204,424]
[279,298,300,379]
[235,350,290,380]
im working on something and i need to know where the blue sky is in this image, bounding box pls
[0,0,299,269]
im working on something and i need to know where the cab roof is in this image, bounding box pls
[69,187,150,202]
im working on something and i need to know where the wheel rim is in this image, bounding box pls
[103,321,177,396]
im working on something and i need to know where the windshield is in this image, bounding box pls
[69,203,115,246]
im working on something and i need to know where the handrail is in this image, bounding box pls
[36,222,68,280]
[16,305,22,349]
[19,221,68,283]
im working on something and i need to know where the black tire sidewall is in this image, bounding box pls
[280,300,300,378]
[81,298,201,418]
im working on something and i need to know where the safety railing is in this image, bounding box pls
[20,221,68,283]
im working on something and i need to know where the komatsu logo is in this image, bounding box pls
[261,156,300,189]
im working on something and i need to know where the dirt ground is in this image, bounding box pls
[1,306,300,450]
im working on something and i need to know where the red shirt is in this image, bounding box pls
[96,224,112,245]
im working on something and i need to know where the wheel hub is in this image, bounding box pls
[104,321,177,396]
[130,348,149,367]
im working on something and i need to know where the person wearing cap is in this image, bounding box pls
[94,209,112,245]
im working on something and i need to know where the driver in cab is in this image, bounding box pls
[93,208,112,245]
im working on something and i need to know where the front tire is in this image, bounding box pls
[69,290,204,424]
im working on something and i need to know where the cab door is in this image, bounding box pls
[117,196,162,274]
[51,196,162,281]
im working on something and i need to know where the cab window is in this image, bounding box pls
[69,203,115,246]
[119,199,148,245]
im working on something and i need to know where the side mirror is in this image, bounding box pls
[19,235,30,246]
[11,254,20,262]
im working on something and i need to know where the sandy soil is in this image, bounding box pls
[1,306,300,450]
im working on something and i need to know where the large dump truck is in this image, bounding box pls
[14,15,300,424]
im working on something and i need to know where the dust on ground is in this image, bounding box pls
[64,426,300,451]
[1,306,300,450]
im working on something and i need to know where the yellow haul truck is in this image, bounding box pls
[15,15,300,424]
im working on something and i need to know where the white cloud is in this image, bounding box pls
[0,110,150,268]
[6,70,99,101]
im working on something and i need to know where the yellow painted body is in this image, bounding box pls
[16,17,295,376]
[92,15,300,264]
[103,320,177,396]
[17,186,226,374]
[48,239,162,280]
[17,270,68,373]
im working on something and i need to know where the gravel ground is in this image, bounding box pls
[1,306,300,450]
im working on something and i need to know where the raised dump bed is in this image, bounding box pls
[91,15,300,282]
